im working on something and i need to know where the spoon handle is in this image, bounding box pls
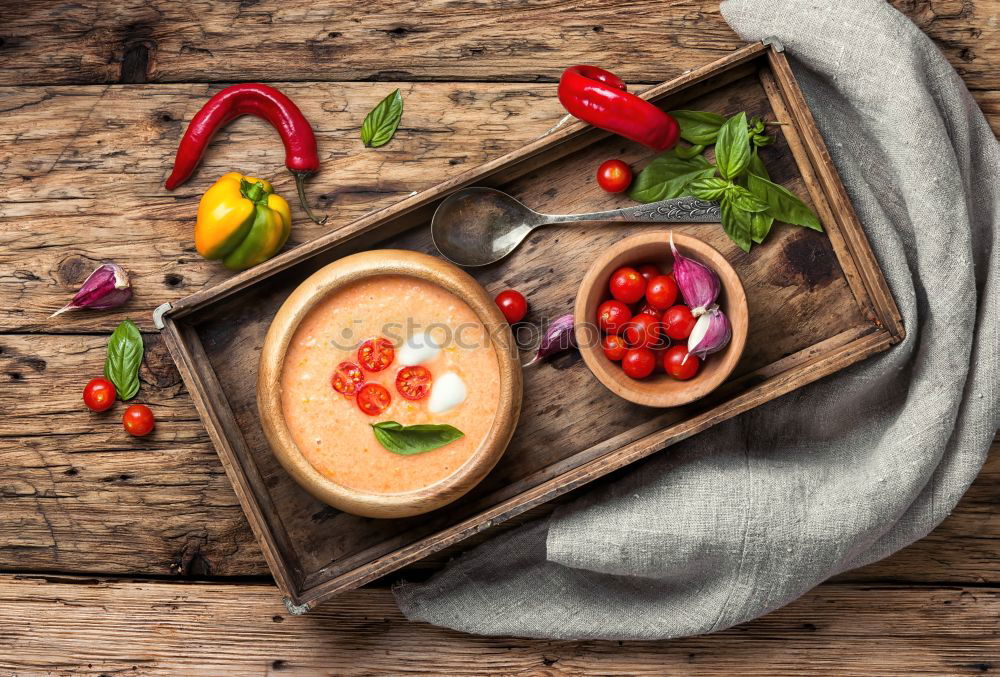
[546,196,721,224]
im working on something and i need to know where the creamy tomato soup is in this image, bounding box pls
[279,275,500,494]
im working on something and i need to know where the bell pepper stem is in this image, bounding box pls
[291,170,328,225]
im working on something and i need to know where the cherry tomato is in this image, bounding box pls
[331,361,366,397]
[358,337,395,372]
[596,159,633,193]
[621,347,656,379]
[122,404,155,436]
[602,334,628,361]
[83,377,116,412]
[495,289,528,324]
[663,305,697,340]
[637,302,660,317]
[609,266,646,304]
[637,264,661,282]
[624,313,664,349]
[356,383,392,416]
[597,300,632,335]
[645,275,678,310]
[663,345,701,380]
[396,365,433,401]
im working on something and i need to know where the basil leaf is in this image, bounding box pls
[725,184,770,213]
[371,421,464,455]
[749,211,774,244]
[360,88,404,148]
[104,318,143,401]
[720,198,753,253]
[688,177,730,201]
[669,110,725,145]
[627,151,715,203]
[747,151,770,180]
[746,174,823,231]
[715,112,751,180]
[674,143,705,160]
[745,153,774,243]
[752,134,773,148]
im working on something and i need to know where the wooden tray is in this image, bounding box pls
[156,41,903,613]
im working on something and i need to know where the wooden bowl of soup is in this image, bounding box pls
[574,231,747,408]
[258,249,522,519]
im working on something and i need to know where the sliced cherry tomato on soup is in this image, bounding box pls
[621,347,656,379]
[597,300,632,335]
[83,377,116,412]
[664,345,701,381]
[609,266,646,304]
[356,383,392,416]
[331,361,366,397]
[663,305,697,340]
[645,275,678,310]
[596,159,633,193]
[637,264,661,282]
[602,334,628,361]
[495,289,528,324]
[624,313,664,349]
[358,337,395,372]
[396,365,433,401]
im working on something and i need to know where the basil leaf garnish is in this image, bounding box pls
[371,421,464,455]
[688,177,730,201]
[725,183,770,213]
[720,198,752,253]
[360,88,404,148]
[669,110,726,145]
[627,150,715,203]
[714,112,751,180]
[103,318,143,401]
[747,174,823,232]
[745,152,774,243]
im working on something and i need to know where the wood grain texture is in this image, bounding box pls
[2,329,997,584]
[1,575,998,675]
[1,0,997,90]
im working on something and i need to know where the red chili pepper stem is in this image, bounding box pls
[292,171,328,225]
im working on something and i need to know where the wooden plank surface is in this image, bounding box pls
[1,576,997,675]
[2,0,999,671]
[3,1,998,90]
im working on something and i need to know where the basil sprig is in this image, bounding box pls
[104,318,143,401]
[629,110,822,252]
[371,421,464,455]
[361,88,404,148]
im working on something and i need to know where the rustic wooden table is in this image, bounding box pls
[1,1,997,674]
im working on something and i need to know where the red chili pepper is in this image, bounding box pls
[558,65,679,152]
[164,83,327,224]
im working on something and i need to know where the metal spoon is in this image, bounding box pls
[431,187,722,267]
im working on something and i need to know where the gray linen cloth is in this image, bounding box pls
[395,0,999,639]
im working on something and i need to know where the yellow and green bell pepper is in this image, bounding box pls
[195,172,292,271]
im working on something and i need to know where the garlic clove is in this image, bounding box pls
[523,313,576,367]
[687,306,731,358]
[51,263,133,317]
[670,232,720,315]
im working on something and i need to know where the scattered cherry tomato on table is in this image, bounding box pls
[83,377,116,412]
[621,347,656,379]
[358,337,395,372]
[495,289,528,324]
[663,345,701,380]
[356,383,392,416]
[645,275,678,310]
[663,305,697,340]
[597,299,632,334]
[596,159,633,193]
[609,266,646,304]
[602,334,628,361]
[396,366,433,401]
[331,361,366,396]
[122,404,155,436]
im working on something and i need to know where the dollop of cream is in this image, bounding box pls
[428,372,467,414]
[398,331,441,366]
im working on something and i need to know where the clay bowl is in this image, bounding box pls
[575,231,747,408]
[257,249,522,519]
